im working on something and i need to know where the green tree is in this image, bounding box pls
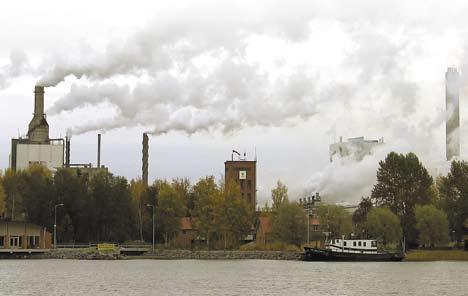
[130,179,146,241]
[438,160,468,241]
[316,205,352,238]
[352,197,373,238]
[154,180,186,246]
[366,207,402,245]
[415,205,449,247]
[272,201,307,246]
[193,176,219,248]
[371,152,433,245]
[216,181,252,249]
[1,169,27,220]
[271,180,289,210]
[0,177,6,218]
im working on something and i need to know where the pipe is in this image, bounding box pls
[97,134,101,168]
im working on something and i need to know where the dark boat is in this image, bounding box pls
[302,238,405,262]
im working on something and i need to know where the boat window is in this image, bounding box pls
[332,240,335,244]
[353,241,356,247]
[358,241,361,247]
[343,242,347,246]
[363,242,366,247]
[371,241,377,247]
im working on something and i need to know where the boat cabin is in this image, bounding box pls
[327,239,378,253]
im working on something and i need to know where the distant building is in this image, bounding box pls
[225,155,257,211]
[10,86,64,171]
[256,216,273,245]
[446,67,460,161]
[329,136,384,162]
[0,220,52,250]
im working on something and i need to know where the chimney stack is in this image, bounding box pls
[28,86,49,143]
[97,134,101,168]
[142,133,149,186]
[65,136,71,167]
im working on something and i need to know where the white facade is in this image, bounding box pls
[328,239,378,254]
[14,143,64,171]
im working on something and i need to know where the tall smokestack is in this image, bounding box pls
[28,86,49,143]
[65,136,71,167]
[446,67,460,161]
[142,133,149,186]
[97,134,101,168]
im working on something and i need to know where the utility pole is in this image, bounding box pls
[54,203,64,249]
[300,192,321,246]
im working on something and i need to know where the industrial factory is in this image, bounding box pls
[329,136,384,162]
[9,86,107,176]
[10,86,64,171]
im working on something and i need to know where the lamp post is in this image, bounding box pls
[54,203,64,249]
[147,204,155,253]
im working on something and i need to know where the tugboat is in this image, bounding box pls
[303,238,404,261]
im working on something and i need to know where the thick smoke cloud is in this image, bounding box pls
[3,0,468,203]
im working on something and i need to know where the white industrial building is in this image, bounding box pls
[10,86,64,171]
[329,136,384,162]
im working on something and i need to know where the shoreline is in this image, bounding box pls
[3,249,468,261]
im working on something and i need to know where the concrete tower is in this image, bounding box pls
[446,67,460,161]
[27,86,49,143]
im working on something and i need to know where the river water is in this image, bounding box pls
[0,260,467,295]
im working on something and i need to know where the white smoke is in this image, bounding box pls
[0,50,31,89]
[2,0,468,202]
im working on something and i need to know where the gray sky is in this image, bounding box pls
[1,0,468,205]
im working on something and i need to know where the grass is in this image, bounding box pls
[405,249,468,261]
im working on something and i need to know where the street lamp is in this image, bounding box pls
[54,203,64,249]
[147,204,155,253]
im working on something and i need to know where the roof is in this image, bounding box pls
[257,216,273,234]
[179,217,197,231]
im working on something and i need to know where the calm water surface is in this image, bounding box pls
[0,259,467,295]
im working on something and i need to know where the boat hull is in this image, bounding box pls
[302,247,404,262]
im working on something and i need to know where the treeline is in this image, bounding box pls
[334,152,468,248]
[0,166,252,247]
[260,152,468,249]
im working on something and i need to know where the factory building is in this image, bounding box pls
[10,86,64,171]
[329,136,384,162]
[446,67,460,161]
[224,152,257,211]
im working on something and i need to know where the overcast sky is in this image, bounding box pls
[1,0,468,205]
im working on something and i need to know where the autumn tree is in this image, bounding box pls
[130,179,146,241]
[216,181,252,248]
[193,176,219,248]
[371,152,433,245]
[0,175,5,218]
[415,205,449,247]
[366,207,402,245]
[154,180,186,246]
[272,201,307,246]
[271,180,289,210]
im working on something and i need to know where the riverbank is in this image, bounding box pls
[405,250,468,261]
[36,249,303,261]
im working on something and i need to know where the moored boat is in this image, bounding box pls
[302,238,404,262]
